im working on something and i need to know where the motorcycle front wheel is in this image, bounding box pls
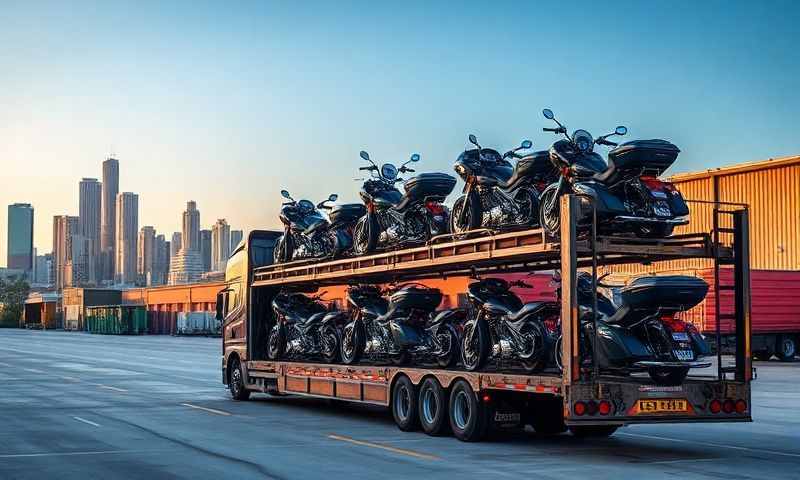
[353,216,375,256]
[273,235,287,263]
[320,324,341,364]
[450,196,480,234]
[539,186,561,237]
[340,322,365,365]
[267,324,286,360]
[461,320,490,372]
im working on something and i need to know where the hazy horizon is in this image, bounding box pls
[2,1,799,265]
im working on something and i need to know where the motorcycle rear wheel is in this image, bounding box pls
[461,320,490,372]
[267,325,285,360]
[340,323,364,365]
[320,324,341,364]
[519,322,546,373]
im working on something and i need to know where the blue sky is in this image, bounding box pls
[1,0,799,261]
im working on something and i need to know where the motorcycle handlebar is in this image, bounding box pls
[402,167,415,173]
[359,166,374,171]
[543,127,560,133]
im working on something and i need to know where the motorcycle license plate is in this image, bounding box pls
[674,349,695,361]
[637,398,688,414]
[672,332,690,342]
[653,201,672,217]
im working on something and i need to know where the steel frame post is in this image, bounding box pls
[560,195,580,385]
[734,209,751,382]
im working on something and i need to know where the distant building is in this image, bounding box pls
[7,203,34,272]
[182,201,200,252]
[33,252,53,285]
[100,158,119,281]
[66,234,96,287]
[170,232,182,257]
[230,230,243,252]
[200,229,212,272]
[211,219,230,271]
[152,234,168,286]
[137,226,156,286]
[52,215,78,290]
[79,178,102,280]
[114,192,138,284]
[167,248,204,285]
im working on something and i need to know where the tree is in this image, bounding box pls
[0,277,30,327]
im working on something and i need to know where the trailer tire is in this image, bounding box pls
[776,335,796,362]
[418,377,449,436]
[569,425,618,438]
[391,375,419,432]
[449,379,489,442]
[228,357,250,401]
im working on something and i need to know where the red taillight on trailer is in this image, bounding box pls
[709,399,722,414]
[735,399,747,414]
[723,399,735,414]
[573,401,586,416]
[598,400,611,416]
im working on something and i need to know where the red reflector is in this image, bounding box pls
[425,201,444,215]
[735,399,747,414]
[709,399,722,414]
[573,401,586,416]
[482,394,491,403]
[598,400,611,416]
[723,399,735,414]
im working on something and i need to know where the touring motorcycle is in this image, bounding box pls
[538,108,689,238]
[461,276,559,373]
[273,190,365,263]
[549,272,711,385]
[339,284,462,367]
[451,135,557,233]
[267,290,350,363]
[353,151,456,255]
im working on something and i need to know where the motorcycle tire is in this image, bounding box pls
[320,324,341,364]
[461,319,490,372]
[267,324,286,360]
[519,322,546,374]
[273,235,286,264]
[435,324,460,369]
[647,366,689,386]
[515,188,540,228]
[450,195,480,234]
[340,322,365,365]
[353,216,375,256]
[539,185,561,237]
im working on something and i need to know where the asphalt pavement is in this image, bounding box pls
[1,329,798,479]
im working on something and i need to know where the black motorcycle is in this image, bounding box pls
[550,272,711,385]
[268,291,350,363]
[451,135,557,234]
[461,277,559,373]
[274,190,365,263]
[339,284,462,367]
[353,151,456,255]
[538,108,689,238]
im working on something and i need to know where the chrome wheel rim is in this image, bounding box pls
[354,219,369,255]
[268,329,280,357]
[394,384,411,422]
[342,325,355,360]
[462,324,478,369]
[453,390,470,430]
[421,388,437,424]
[452,199,470,234]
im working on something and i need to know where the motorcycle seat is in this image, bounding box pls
[506,302,548,329]
[302,312,326,326]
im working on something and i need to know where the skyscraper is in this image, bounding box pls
[153,234,168,286]
[7,203,34,272]
[137,226,156,286]
[211,218,231,272]
[182,201,200,252]
[230,230,243,252]
[200,229,212,272]
[115,192,138,284]
[170,232,182,257]
[100,158,119,281]
[79,178,102,279]
[52,215,78,290]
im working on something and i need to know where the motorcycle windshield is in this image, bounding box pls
[301,211,329,235]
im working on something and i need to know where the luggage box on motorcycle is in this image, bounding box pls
[390,285,443,311]
[620,275,708,311]
[403,173,456,202]
[328,203,366,225]
[608,139,680,176]
[516,151,557,183]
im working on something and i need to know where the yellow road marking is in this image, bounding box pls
[327,434,440,461]
[181,403,231,416]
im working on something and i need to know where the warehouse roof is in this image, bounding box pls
[670,154,800,182]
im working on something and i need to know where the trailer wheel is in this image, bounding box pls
[449,380,489,442]
[776,335,796,362]
[391,375,419,432]
[418,377,449,436]
[569,425,618,438]
[228,357,250,401]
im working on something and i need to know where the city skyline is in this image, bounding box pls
[2,2,799,266]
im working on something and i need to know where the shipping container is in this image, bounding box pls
[62,288,122,331]
[176,311,220,335]
[86,305,147,335]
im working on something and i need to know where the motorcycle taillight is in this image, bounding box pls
[660,314,687,332]
[425,201,444,215]
[640,176,667,191]
[543,315,559,334]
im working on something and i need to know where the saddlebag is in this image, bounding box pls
[403,173,457,203]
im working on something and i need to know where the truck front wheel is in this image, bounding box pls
[228,357,250,401]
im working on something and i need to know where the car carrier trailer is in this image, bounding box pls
[218,196,753,441]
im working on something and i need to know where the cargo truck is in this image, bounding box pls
[219,197,753,441]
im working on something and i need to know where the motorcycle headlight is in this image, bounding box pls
[572,129,594,152]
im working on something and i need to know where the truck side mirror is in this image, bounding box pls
[215,291,225,321]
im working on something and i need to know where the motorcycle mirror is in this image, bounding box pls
[359,151,370,161]
[280,190,291,199]
[615,126,628,136]
[521,139,532,149]
[328,193,338,202]
[468,134,479,147]
[542,108,554,120]
[410,153,420,162]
